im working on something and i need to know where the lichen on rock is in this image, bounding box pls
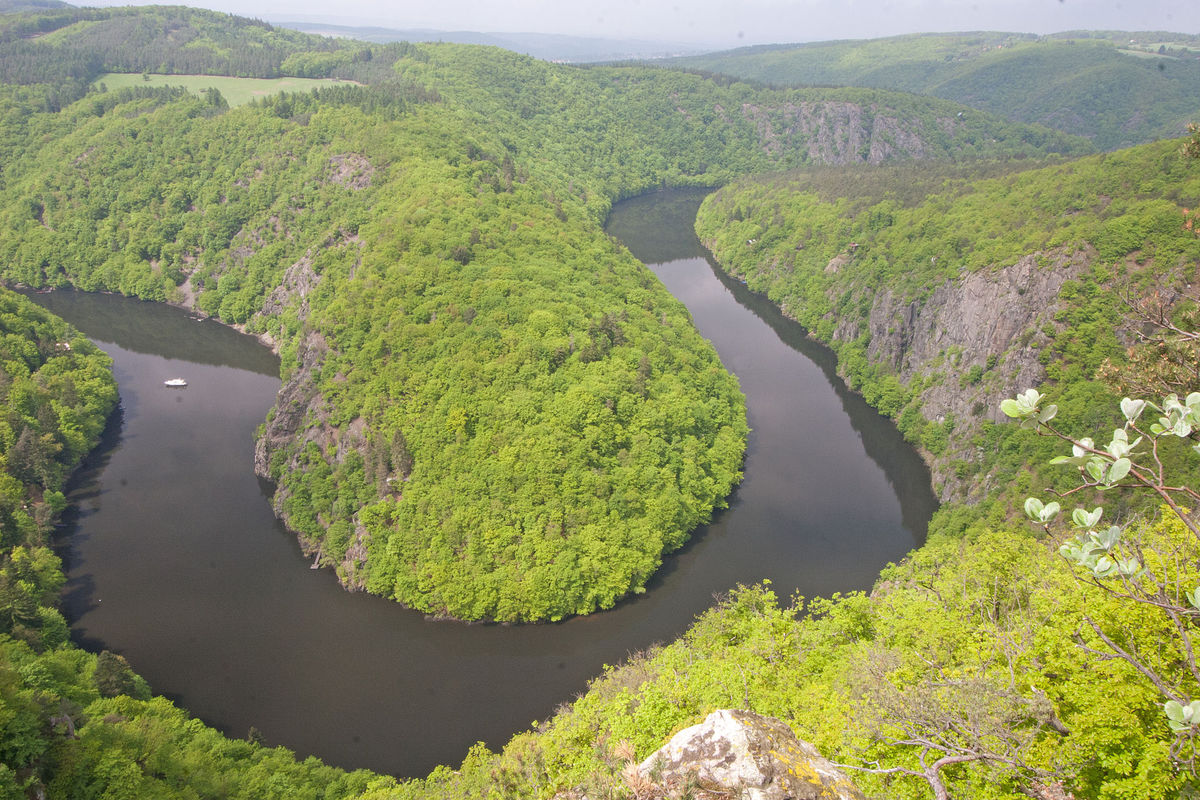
[637,709,865,800]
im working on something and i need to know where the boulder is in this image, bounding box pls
[638,709,865,800]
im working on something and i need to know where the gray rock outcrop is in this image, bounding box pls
[740,101,934,165]
[637,709,865,800]
[848,248,1091,425]
[823,246,1093,501]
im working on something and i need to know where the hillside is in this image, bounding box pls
[0,4,407,108]
[694,141,1200,518]
[277,21,707,62]
[671,32,1200,149]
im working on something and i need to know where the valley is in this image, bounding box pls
[0,4,1197,798]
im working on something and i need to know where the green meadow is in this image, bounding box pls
[93,72,359,106]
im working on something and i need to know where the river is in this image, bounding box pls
[32,188,936,778]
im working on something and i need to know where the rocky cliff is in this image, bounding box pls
[829,247,1094,501]
[701,228,1102,503]
[739,100,938,165]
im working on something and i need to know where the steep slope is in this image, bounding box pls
[695,141,1200,509]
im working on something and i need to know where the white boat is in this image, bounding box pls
[163,378,187,387]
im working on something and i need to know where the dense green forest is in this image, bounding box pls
[671,32,1200,149]
[0,4,421,111]
[0,76,754,623]
[0,3,1199,798]
[0,9,1090,623]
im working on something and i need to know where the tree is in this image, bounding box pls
[838,646,1065,800]
[1002,388,1200,772]
[93,651,149,700]
[1097,282,1200,398]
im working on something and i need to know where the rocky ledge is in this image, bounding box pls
[634,709,864,800]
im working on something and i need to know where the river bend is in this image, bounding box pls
[34,189,935,777]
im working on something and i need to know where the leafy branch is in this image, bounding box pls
[1003,388,1200,768]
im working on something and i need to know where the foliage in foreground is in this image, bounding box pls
[1006,387,1200,772]
[372,515,1195,800]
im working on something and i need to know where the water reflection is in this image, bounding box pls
[610,189,937,537]
[29,290,279,375]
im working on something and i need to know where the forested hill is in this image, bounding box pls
[0,4,411,109]
[694,138,1200,525]
[670,31,1200,149]
[388,44,1088,204]
[0,7,1091,623]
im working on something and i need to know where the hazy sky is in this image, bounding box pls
[83,0,1197,47]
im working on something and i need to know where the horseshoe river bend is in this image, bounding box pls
[31,188,936,777]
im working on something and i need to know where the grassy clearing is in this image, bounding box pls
[92,73,359,107]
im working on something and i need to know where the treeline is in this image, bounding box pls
[673,32,1200,149]
[0,6,334,80]
[250,78,439,122]
[0,4,426,112]
[0,288,115,649]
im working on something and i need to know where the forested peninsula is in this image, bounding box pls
[1,4,1199,799]
[0,5,1089,622]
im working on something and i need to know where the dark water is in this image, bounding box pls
[32,189,936,779]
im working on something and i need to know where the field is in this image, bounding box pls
[92,73,360,107]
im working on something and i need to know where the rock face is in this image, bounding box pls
[851,249,1091,419]
[252,329,328,481]
[823,247,1093,502]
[741,101,936,165]
[637,709,865,800]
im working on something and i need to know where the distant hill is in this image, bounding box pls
[0,4,423,109]
[0,4,343,83]
[671,31,1200,149]
[275,21,708,62]
[0,0,69,12]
